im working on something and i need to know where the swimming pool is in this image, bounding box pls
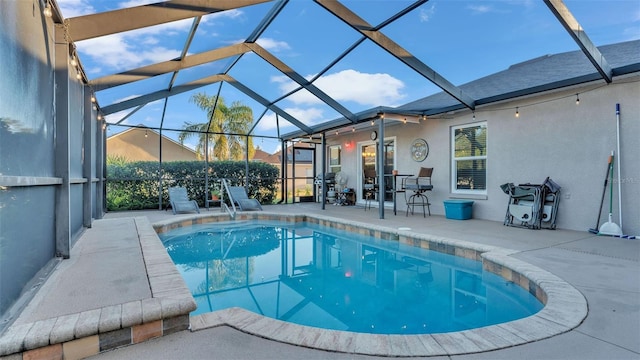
[160,220,543,335]
[154,212,587,356]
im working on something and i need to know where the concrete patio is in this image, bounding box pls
[4,203,639,359]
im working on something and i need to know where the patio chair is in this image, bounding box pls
[404,167,433,217]
[228,186,263,211]
[501,183,542,229]
[168,186,200,214]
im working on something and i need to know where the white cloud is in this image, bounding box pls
[255,107,326,132]
[118,0,156,7]
[272,69,405,107]
[77,33,182,71]
[57,0,96,17]
[66,1,212,73]
[283,107,326,126]
[105,110,130,125]
[419,4,436,22]
[256,37,291,52]
[467,5,492,14]
[623,27,640,41]
[61,0,249,76]
[466,3,515,15]
[255,113,278,131]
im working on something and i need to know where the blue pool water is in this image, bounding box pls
[160,221,543,335]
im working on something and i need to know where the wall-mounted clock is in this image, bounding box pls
[370,131,378,140]
[410,138,429,162]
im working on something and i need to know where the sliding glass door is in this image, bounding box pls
[358,138,395,205]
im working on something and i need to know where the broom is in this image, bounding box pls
[588,153,612,234]
[598,151,623,236]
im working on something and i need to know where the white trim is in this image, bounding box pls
[0,176,63,187]
[451,121,487,196]
[327,144,342,174]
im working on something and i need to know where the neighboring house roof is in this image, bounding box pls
[253,148,280,164]
[396,40,640,114]
[107,126,198,162]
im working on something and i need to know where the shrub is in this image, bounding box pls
[106,160,280,211]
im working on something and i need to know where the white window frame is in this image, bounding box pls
[451,122,487,195]
[328,145,341,173]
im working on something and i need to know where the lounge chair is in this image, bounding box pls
[168,186,200,214]
[228,186,263,211]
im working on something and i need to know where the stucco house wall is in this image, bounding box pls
[321,76,639,235]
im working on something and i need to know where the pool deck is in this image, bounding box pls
[2,203,639,359]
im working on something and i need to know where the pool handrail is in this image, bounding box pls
[221,179,236,219]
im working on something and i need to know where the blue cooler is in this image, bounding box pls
[443,200,474,220]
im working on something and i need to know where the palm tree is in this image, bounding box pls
[179,93,255,160]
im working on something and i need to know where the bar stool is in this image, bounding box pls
[404,167,433,217]
[363,169,378,210]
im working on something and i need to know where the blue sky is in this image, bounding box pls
[57,0,640,154]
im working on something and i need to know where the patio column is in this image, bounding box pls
[54,23,71,258]
[245,135,249,188]
[96,112,105,218]
[321,133,326,210]
[378,117,385,219]
[205,134,209,207]
[82,87,93,227]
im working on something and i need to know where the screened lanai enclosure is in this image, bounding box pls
[33,0,638,209]
[1,0,639,329]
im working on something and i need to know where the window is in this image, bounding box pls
[328,145,341,173]
[451,122,487,194]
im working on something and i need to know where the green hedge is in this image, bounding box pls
[106,161,280,211]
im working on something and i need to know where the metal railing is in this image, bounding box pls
[220,178,236,219]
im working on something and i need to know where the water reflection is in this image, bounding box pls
[160,222,542,334]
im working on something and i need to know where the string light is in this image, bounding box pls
[91,94,96,103]
[492,82,616,120]
[352,127,355,132]
[145,130,148,138]
[43,1,52,17]
[70,54,77,67]
[370,120,375,126]
[472,111,476,121]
